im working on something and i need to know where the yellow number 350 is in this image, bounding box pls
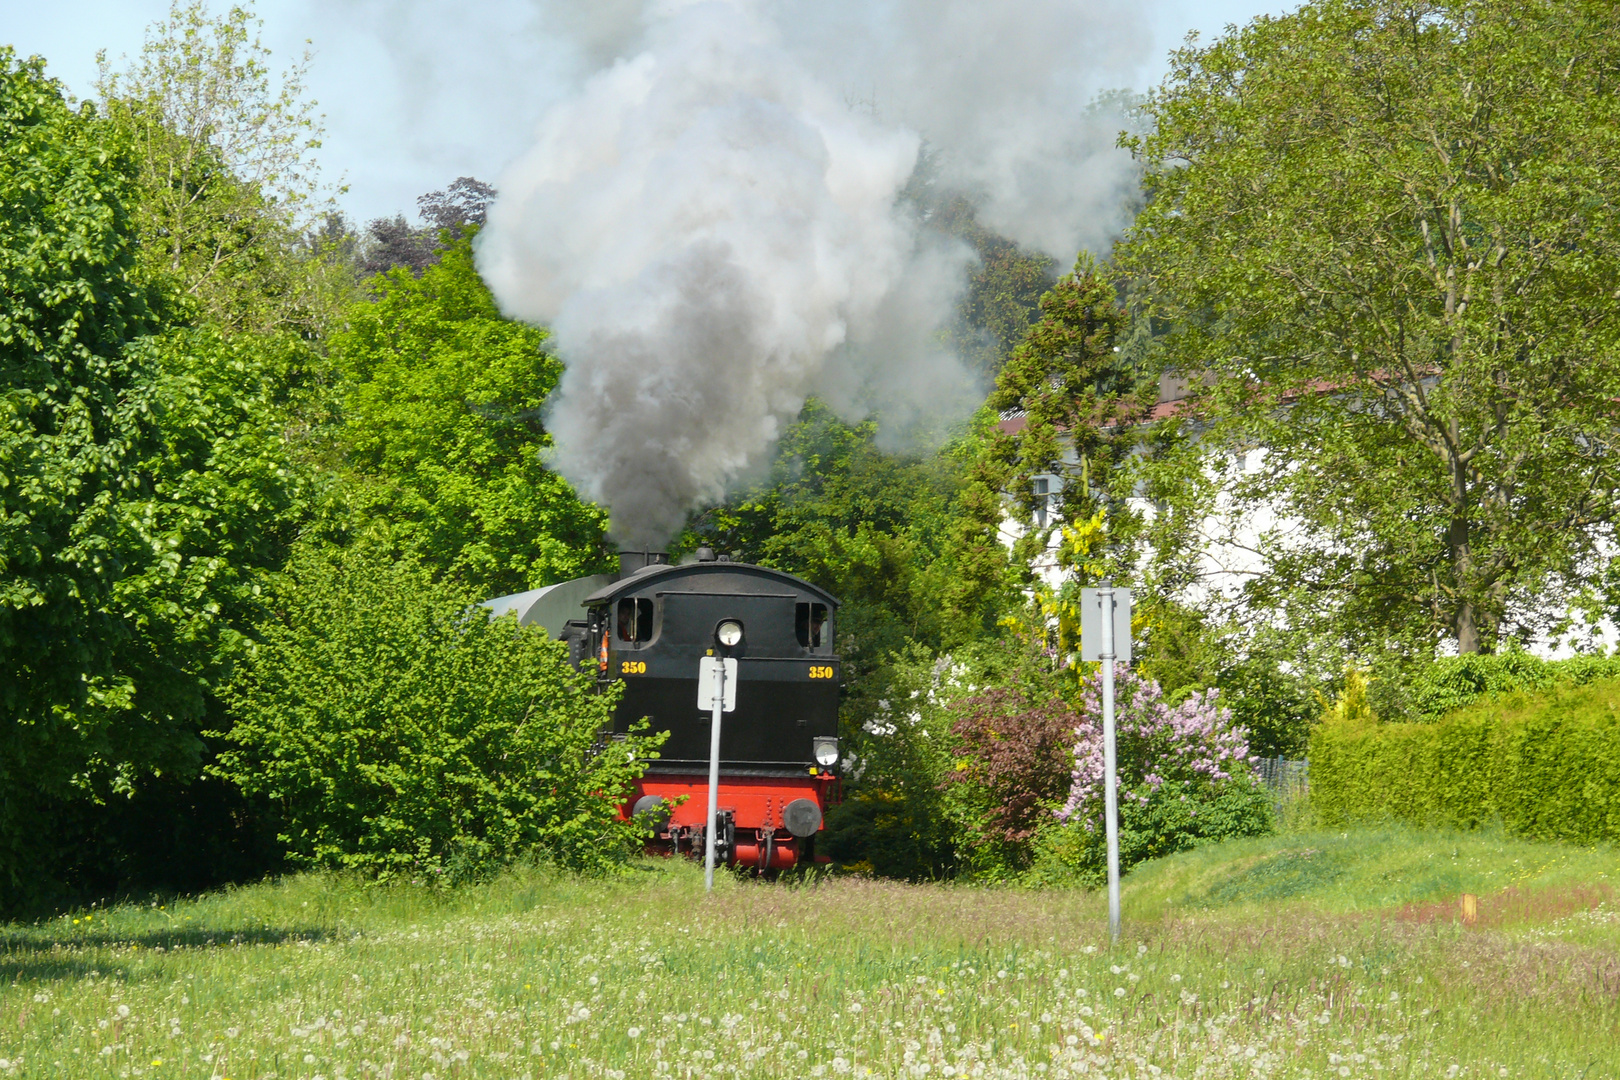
[808,665,836,679]
[620,660,647,675]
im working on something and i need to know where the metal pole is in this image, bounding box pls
[1100,579,1121,944]
[704,661,725,892]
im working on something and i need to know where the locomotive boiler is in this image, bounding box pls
[483,546,841,872]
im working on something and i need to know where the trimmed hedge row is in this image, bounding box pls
[1310,677,1620,843]
[1396,652,1620,720]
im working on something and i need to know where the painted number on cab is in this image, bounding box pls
[808,665,836,680]
[620,660,648,675]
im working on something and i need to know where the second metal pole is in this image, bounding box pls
[1100,580,1121,944]
[704,662,725,892]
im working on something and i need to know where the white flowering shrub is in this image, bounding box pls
[821,644,968,879]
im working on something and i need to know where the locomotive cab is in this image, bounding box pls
[583,563,837,768]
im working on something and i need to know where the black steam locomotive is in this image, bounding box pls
[484,547,841,870]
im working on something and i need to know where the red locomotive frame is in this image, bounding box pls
[624,771,839,871]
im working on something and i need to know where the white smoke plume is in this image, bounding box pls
[476,0,1150,547]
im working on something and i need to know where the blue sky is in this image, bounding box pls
[1,0,1293,226]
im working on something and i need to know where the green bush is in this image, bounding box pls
[1371,651,1620,721]
[1310,676,1620,843]
[1027,780,1275,888]
[217,543,662,880]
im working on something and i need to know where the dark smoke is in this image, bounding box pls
[476,0,1150,546]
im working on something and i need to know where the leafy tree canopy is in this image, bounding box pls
[0,47,314,903]
[679,400,1013,672]
[1118,0,1620,656]
[357,179,496,279]
[326,234,611,596]
[2,49,154,827]
[985,257,1144,566]
[930,195,1057,380]
[96,0,347,335]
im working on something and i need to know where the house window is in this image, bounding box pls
[1033,477,1050,527]
[616,597,654,643]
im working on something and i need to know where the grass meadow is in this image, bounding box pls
[0,827,1615,1080]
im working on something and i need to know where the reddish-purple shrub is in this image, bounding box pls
[943,688,1080,847]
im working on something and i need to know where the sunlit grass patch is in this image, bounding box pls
[0,838,1613,1078]
[1123,825,1620,925]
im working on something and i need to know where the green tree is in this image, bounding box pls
[931,195,1057,380]
[1118,0,1620,655]
[327,235,611,595]
[682,401,1012,670]
[0,48,311,902]
[2,52,157,883]
[96,0,347,334]
[985,257,1146,573]
[217,543,660,879]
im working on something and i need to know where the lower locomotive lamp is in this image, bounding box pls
[487,546,844,874]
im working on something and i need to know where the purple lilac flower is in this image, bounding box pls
[1058,664,1253,827]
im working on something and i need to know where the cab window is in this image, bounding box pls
[616,597,654,643]
[795,602,829,649]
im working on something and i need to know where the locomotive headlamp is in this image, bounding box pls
[716,619,744,648]
[813,736,839,767]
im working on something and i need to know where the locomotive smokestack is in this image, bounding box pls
[617,550,670,579]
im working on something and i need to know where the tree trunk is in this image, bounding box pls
[1455,600,1481,655]
[1448,504,1482,654]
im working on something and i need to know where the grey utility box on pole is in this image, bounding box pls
[1080,582,1131,945]
[1080,585,1132,665]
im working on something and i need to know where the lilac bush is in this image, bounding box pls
[1048,665,1271,881]
[1061,666,1254,821]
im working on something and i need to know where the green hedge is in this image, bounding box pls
[1310,677,1620,843]
[1393,652,1620,720]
